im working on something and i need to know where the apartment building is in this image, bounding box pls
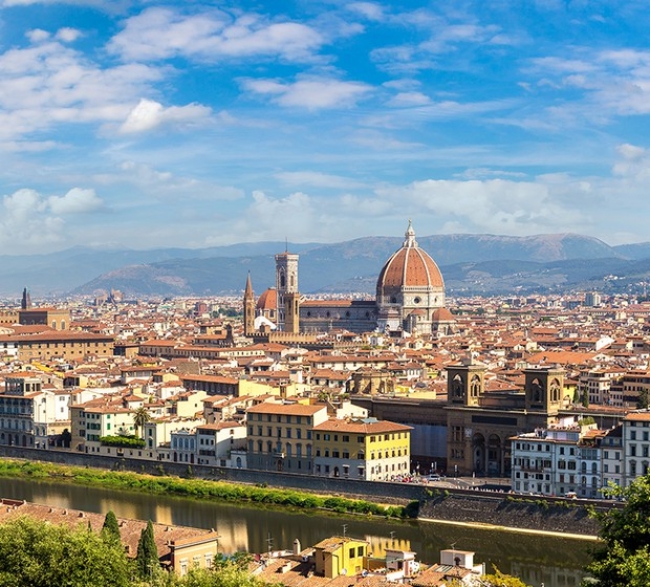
[312,417,411,481]
[0,376,71,449]
[511,425,602,498]
[0,331,114,362]
[578,368,624,406]
[623,411,650,486]
[245,402,329,472]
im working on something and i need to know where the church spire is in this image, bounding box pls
[244,271,253,298]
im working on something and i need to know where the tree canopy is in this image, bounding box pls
[0,516,132,587]
[583,475,650,586]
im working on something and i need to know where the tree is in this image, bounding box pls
[480,568,532,587]
[0,516,131,587]
[101,510,121,544]
[60,428,72,448]
[582,476,650,586]
[135,520,160,581]
[132,406,152,438]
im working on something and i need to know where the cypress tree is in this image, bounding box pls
[135,520,158,580]
[101,510,121,544]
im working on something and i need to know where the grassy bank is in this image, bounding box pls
[0,459,419,519]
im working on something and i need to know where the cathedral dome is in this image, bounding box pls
[256,287,277,312]
[375,221,445,335]
[376,221,444,294]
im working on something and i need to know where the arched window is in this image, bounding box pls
[286,443,292,457]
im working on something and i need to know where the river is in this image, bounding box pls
[0,477,592,587]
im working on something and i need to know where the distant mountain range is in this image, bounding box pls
[2,233,650,300]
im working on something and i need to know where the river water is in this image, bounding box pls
[0,477,592,587]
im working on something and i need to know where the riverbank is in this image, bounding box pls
[419,492,602,537]
[0,459,415,520]
[419,517,599,541]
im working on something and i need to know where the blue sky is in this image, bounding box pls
[1,0,649,255]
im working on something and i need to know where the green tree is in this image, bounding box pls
[101,510,121,544]
[0,516,131,587]
[481,567,532,586]
[161,563,274,587]
[583,476,650,586]
[136,520,160,581]
[132,406,152,438]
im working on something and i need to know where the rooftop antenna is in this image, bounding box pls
[342,524,348,538]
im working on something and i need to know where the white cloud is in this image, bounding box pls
[109,7,324,63]
[48,187,103,214]
[56,27,82,42]
[386,91,431,107]
[241,77,372,109]
[119,98,212,134]
[0,39,165,142]
[0,186,105,253]
[346,2,385,21]
[93,161,244,202]
[374,178,585,236]
[26,29,50,42]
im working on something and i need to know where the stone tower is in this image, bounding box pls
[283,291,300,334]
[275,250,299,331]
[21,287,31,310]
[524,367,564,414]
[447,358,486,407]
[243,272,255,338]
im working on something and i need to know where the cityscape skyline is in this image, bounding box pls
[1,1,650,255]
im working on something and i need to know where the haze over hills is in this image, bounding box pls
[1,233,649,300]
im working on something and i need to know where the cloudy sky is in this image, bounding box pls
[1,0,649,255]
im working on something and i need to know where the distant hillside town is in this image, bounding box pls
[1,221,650,500]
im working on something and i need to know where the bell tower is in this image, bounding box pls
[243,273,255,338]
[447,358,486,407]
[275,250,299,331]
[524,367,564,414]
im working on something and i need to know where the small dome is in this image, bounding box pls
[256,287,277,311]
[376,221,444,292]
[432,307,455,323]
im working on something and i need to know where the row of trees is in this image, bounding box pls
[0,512,270,587]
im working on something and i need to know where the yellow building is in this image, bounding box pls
[313,536,369,578]
[312,417,412,481]
[245,401,328,472]
[0,331,114,362]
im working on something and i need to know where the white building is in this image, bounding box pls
[511,424,602,497]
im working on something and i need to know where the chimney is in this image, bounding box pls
[293,539,302,555]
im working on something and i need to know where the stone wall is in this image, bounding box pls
[0,446,609,536]
[419,492,604,536]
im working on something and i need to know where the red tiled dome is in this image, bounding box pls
[256,287,277,311]
[376,222,444,291]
